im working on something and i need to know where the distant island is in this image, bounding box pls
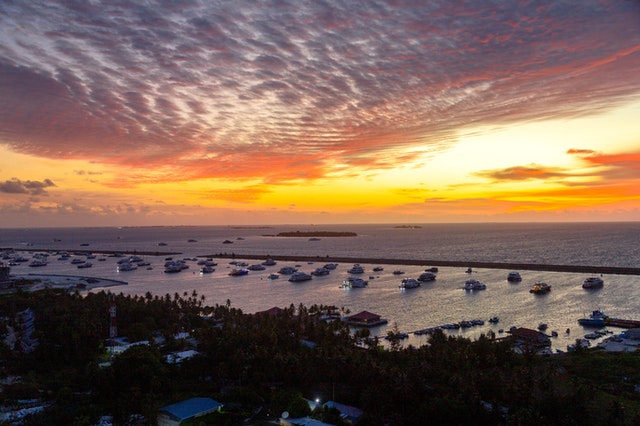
[394,225,422,229]
[275,231,358,237]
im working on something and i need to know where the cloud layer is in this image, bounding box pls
[1,0,639,188]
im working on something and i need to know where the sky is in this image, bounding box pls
[1,0,640,227]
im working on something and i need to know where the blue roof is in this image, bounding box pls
[160,397,222,421]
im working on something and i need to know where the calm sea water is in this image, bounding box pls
[2,222,640,351]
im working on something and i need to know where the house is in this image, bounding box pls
[157,397,223,426]
[345,311,388,327]
[507,327,551,348]
[324,401,363,424]
[280,417,334,426]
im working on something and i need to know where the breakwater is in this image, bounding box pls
[206,253,640,276]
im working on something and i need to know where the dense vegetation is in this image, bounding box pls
[1,289,640,425]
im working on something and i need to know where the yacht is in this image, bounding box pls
[342,277,368,288]
[248,264,266,271]
[278,266,297,275]
[582,276,604,289]
[200,265,215,274]
[28,258,48,267]
[399,278,421,289]
[311,267,330,276]
[417,272,436,282]
[529,282,551,294]
[288,271,312,282]
[463,279,486,291]
[323,263,338,270]
[507,271,522,282]
[347,264,364,274]
[578,310,607,327]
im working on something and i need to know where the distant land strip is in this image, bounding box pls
[207,253,640,276]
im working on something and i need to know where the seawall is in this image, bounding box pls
[206,253,640,276]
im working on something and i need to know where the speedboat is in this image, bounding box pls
[267,273,280,280]
[262,259,277,266]
[463,279,486,291]
[323,263,338,270]
[392,270,405,275]
[28,258,48,267]
[229,268,249,276]
[347,264,364,274]
[400,278,421,289]
[507,271,522,282]
[118,262,138,272]
[288,271,312,282]
[417,272,436,282]
[342,277,368,288]
[582,276,604,289]
[373,266,384,272]
[529,282,551,294]
[200,265,215,274]
[77,262,92,269]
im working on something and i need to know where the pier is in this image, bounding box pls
[206,253,640,276]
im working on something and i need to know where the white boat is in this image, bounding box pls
[400,278,421,289]
[278,266,297,275]
[347,264,364,274]
[582,276,604,289]
[288,271,312,282]
[507,271,522,282]
[118,262,138,272]
[311,267,330,276]
[248,264,266,271]
[342,277,368,288]
[463,279,486,291]
[200,265,215,274]
[417,272,436,282]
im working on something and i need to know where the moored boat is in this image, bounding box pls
[582,276,604,289]
[463,279,486,291]
[507,271,522,282]
[342,277,368,288]
[529,282,551,294]
[417,272,436,282]
[400,278,421,289]
[347,264,365,274]
[288,271,313,282]
[229,268,249,276]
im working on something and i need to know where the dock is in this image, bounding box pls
[604,318,640,328]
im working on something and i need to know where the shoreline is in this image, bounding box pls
[205,253,640,276]
[4,273,128,293]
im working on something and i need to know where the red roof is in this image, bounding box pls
[348,310,381,322]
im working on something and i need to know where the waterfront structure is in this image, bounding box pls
[157,397,223,426]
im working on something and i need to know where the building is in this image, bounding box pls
[507,327,551,349]
[157,397,223,426]
[345,311,388,327]
[324,401,363,424]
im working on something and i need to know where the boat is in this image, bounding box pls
[399,278,421,289]
[529,282,551,294]
[323,263,338,270]
[578,310,607,327]
[373,266,384,272]
[311,267,330,276]
[229,268,249,276]
[261,259,277,266]
[288,271,312,282]
[425,267,438,273]
[70,258,86,264]
[28,258,48,267]
[466,267,473,274]
[582,276,604,289]
[200,265,215,274]
[507,271,522,282]
[392,270,405,275]
[267,273,280,280]
[77,262,93,269]
[347,264,365,274]
[278,266,297,275]
[342,277,368,288]
[488,316,499,324]
[248,264,266,271]
[463,279,486,291]
[118,262,138,272]
[417,272,436,282]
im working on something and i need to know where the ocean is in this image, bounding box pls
[2,222,640,352]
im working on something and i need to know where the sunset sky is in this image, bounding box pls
[1,1,640,227]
